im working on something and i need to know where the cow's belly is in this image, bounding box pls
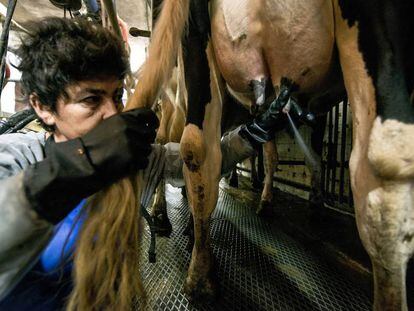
[262,0,335,93]
[211,0,269,94]
[211,0,335,95]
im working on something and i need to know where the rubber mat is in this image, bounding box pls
[137,184,372,310]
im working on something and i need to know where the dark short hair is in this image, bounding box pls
[14,17,129,115]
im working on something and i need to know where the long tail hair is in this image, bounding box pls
[66,0,190,309]
[128,0,190,109]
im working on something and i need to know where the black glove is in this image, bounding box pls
[24,108,159,224]
[239,78,316,147]
[239,84,292,147]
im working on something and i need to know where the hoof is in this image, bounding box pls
[256,200,273,216]
[152,213,172,237]
[184,275,217,303]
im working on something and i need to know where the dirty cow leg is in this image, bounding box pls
[227,167,239,188]
[307,114,327,209]
[257,140,277,215]
[250,154,262,189]
[181,10,221,299]
[335,1,414,309]
[151,181,173,237]
[181,101,222,300]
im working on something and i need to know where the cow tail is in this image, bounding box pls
[126,0,190,110]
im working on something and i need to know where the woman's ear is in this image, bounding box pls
[29,94,56,127]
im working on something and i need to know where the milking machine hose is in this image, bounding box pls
[0,109,37,135]
[0,0,17,93]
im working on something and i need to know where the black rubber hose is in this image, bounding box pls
[0,0,17,93]
[0,109,36,134]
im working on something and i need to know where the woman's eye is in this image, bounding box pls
[82,96,101,106]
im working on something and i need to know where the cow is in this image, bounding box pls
[152,66,187,236]
[131,0,414,309]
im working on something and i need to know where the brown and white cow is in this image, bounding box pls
[132,0,414,309]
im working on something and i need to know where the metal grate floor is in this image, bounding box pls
[137,184,372,310]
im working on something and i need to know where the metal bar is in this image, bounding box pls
[321,156,326,196]
[323,202,356,218]
[326,109,333,199]
[330,104,340,195]
[0,0,17,93]
[102,0,122,38]
[273,175,311,192]
[235,165,311,192]
[237,160,306,167]
[273,160,306,166]
[347,107,354,208]
[339,100,348,203]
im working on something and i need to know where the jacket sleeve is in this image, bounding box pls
[162,126,255,187]
[0,133,54,300]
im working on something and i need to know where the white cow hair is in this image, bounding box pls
[368,117,414,180]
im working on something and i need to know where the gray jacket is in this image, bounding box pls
[0,128,253,300]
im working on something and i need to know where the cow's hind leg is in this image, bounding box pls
[257,140,277,215]
[250,154,262,189]
[335,1,414,309]
[307,114,327,209]
[228,167,239,188]
[151,181,173,237]
[181,114,221,301]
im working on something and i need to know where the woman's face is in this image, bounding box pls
[37,77,124,142]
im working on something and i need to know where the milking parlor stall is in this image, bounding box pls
[1,0,413,310]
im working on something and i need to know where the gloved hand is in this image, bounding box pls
[239,78,316,147]
[24,108,159,224]
[239,82,293,146]
[81,108,158,178]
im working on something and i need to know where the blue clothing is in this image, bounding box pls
[0,267,72,311]
[0,201,86,311]
[40,200,86,275]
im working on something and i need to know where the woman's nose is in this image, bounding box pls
[101,99,118,119]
